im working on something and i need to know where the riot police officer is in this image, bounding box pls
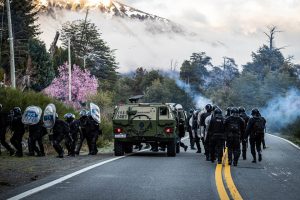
[187,109,195,150]
[177,117,188,152]
[199,104,213,160]
[207,108,225,164]
[28,119,47,156]
[225,107,232,119]
[10,107,25,157]
[64,113,80,157]
[245,108,266,163]
[239,106,249,160]
[52,114,70,158]
[0,104,15,155]
[75,110,89,155]
[85,113,101,155]
[192,110,201,153]
[224,107,245,166]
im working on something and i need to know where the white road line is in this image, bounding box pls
[8,148,149,200]
[7,156,125,200]
[267,133,300,150]
[7,135,187,200]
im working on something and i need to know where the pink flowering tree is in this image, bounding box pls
[44,63,98,108]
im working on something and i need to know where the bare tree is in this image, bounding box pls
[264,25,282,51]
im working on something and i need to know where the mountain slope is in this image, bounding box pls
[36,0,183,34]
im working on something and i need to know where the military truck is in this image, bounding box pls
[113,97,178,157]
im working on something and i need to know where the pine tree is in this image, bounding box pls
[0,0,40,82]
[28,39,55,91]
[61,20,118,91]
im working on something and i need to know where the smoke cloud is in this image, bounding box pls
[166,71,211,109]
[261,88,300,131]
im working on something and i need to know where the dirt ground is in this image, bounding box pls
[0,144,114,196]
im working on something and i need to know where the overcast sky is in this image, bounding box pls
[122,0,300,63]
[39,0,300,72]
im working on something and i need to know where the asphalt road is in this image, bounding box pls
[3,134,300,200]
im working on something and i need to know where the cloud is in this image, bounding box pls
[38,0,300,73]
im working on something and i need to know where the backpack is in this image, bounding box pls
[253,117,265,135]
[228,119,240,136]
[212,116,224,137]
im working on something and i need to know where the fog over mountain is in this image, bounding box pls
[37,0,300,72]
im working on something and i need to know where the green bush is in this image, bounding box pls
[0,87,76,118]
[283,118,300,138]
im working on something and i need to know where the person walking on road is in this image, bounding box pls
[239,106,249,160]
[207,108,226,164]
[187,109,195,150]
[224,107,245,166]
[245,108,266,163]
[192,110,201,153]
[199,104,213,160]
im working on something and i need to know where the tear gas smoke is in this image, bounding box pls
[166,71,211,109]
[261,88,300,131]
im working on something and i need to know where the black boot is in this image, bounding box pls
[233,160,238,166]
[258,153,262,162]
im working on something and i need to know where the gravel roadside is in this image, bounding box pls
[0,145,114,197]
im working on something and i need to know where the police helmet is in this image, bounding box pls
[64,113,75,120]
[205,104,212,112]
[231,107,239,115]
[212,105,219,111]
[79,109,88,117]
[251,108,260,116]
[214,108,222,115]
[13,107,22,115]
[238,106,246,113]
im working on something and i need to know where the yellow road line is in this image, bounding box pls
[215,149,230,200]
[223,148,243,200]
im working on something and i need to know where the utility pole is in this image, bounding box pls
[6,0,16,88]
[68,38,72,101]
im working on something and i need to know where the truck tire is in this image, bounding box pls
[124,144,133,153]
[167,140,176,157]
[114,141,124,156]
[176,142,180,154]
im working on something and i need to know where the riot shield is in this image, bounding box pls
[43,103,56,129]
[22,106,42,125]
[90,103,101,124]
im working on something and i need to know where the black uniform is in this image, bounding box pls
[239,112,249,160]
[207,114,225,164]
[200,111,212,159]
[52,119,69,158]
[75,116,88,155]
[0,110,14,155]
[85,116,101,155]
[28,121,47,156]
[66,119,80,156]
[224,116,245,166]
[245,116,266,162]
[10,113,25,157]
